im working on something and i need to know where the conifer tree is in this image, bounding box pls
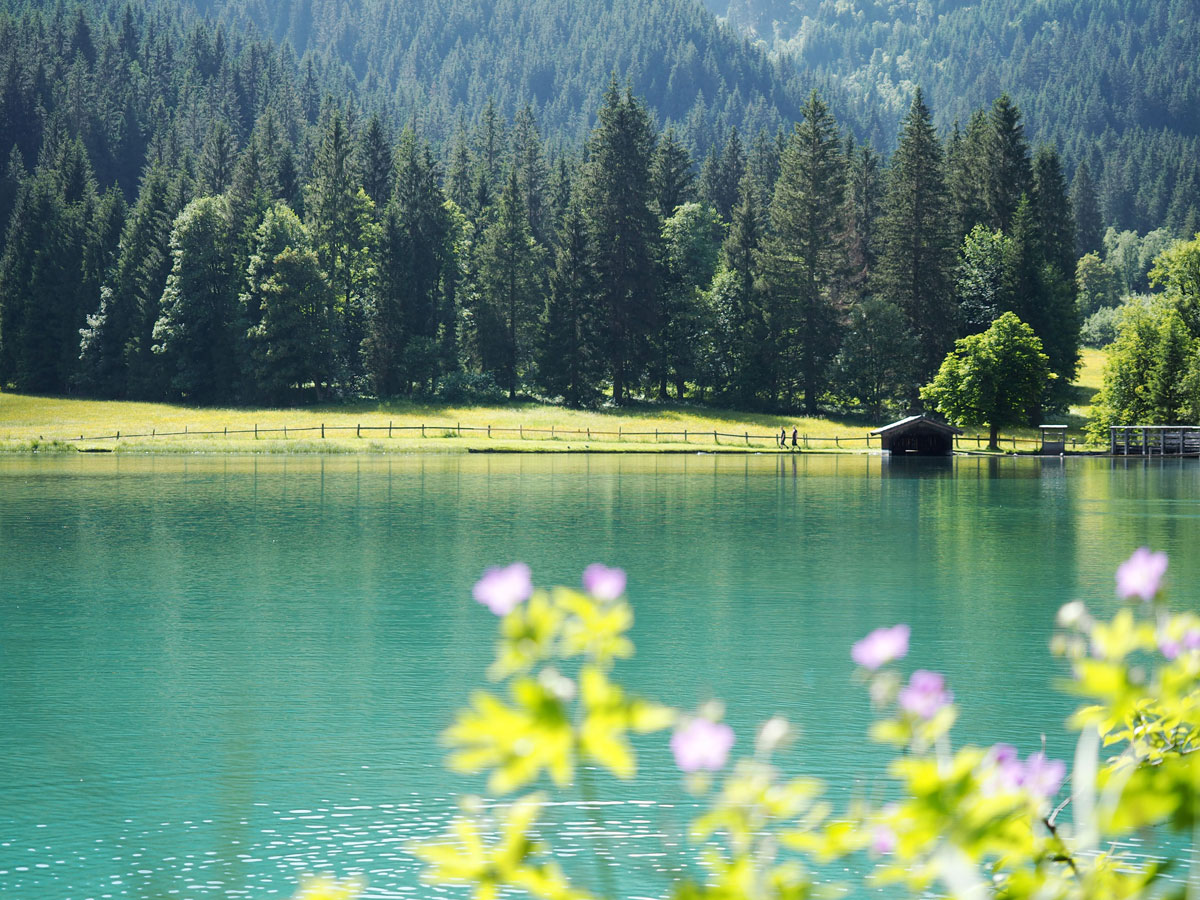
[198,121,238,195]
[306,108,374,382]
[476,168,544,398]
[984,94,1032,232]
[1149,309,1194,425]
[582,81,660,402]
[946,110,989,243]
[874,87,956,390]
[511,105,550,247]
[650,128,696,220]
[700,127,745,223]
[759,92,845,413]
[711,171,768,404]
[1032,146,1077,280]
[842,139,882,303]
[359,114,393,208]
[1071,161,1105,258]
[538,192,601,406]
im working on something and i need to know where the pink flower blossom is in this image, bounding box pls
[871,825,897,854]
[582,563,626,601]
[472,562,533,615]
[851,624,911,670]
[1022,752,1066,800]
[983,743,1025,793]
[671,719,735,772]
[1160,628,1200,660]
[1116,547,1168,602]
[898,670,952,720]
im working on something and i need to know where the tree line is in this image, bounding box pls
[3,72,1112,416]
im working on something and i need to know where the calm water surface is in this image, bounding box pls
[2,453,1199,899]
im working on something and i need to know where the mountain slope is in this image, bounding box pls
[702,0,1200,232]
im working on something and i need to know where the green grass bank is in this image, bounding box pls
[0,349,1105,454]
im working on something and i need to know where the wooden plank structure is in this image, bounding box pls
[1040,425,1068,454]
[871,415,962,456]
[1110,426,1200,456]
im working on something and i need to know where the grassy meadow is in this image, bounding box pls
[0,351,1108,454]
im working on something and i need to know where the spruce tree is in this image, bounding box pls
[843,140,883,303]
[946,110,990,244]
[874,87,956,390]
[359,114,393,208]
[984,94,1032,232]
[1071,161,1105,258]
[476,168,544,398]
[582,81,659,402]
[1032,146,1077,281]
[511,105,551,247]
[759,92,845,413]
[650,128,696,220]
[538,192,602,406]
[198,120,238,195]
[700,127,745,224]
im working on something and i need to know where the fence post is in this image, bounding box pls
[618,426,622,441]
[713,429,717,444]
[587,427,590,440]
[283,426,287,439]
[224,426,227,436]
[519,424,523,439]
[745,431,749,446]
[357,423,361,438]
[421,424,425,438]
[116,430,120,439]
[488,425,492,438]
[835,436,840,448]
[253,424,256,439]
[551,425,555,439]
[321,423,325,439]
[655,428,659,442]
[152,429,155,437]
[458,422,462,437]
[389,421,393,438]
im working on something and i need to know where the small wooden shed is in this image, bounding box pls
[872,415,962,456]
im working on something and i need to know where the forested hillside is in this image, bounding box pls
[703,0,1200,235]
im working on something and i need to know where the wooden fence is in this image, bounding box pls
[1110,426,1200,456]
[52,423,1076,452]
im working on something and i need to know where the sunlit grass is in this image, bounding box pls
[1,355,1107,453]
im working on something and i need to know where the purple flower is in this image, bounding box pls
[1022,752,1066,800]
[871,825,896,855]
[851,624,911,670]
[473,562,533,615]
[1160,628,1200,660]
[671,719,735,772]
[1161,638,1182,660]
[983,743,1025,793]
[1116,548,1168,602]
[898,670,952,720]
[582,563,626,601]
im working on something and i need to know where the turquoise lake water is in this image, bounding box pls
[2,453,1199,899]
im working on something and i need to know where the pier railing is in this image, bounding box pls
[1110,426,1200,456]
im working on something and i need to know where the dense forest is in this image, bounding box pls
[0,0,1197,424]
[705,0,1200,237]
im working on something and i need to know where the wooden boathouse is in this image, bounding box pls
[872,416,962,456]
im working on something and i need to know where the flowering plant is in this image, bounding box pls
[392,549,1199,900]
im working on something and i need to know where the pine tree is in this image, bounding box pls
[511,105,550,247]
[984,94,1032,233]
[475,168,544,398]
[358,114,393,208]
[759,92,845,413]
[538,192,602,406]
[699,127,745,223]
[1071,161,1105,258]
[650,128,695,220]
[711,171,768,404]
[1032,146,1077,280]
[946,110,990,243]
[306,108,374,382]
[582,81,660,402]
[198,120,238,195]
[874,88,956,390]
[842,140,883,303]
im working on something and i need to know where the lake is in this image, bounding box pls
[2,453,1198,899]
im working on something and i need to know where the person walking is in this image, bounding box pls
[791,428,798,450]
[779,427,787,449]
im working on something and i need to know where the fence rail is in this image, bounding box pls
[1110,426,1200,456]
[42,423,1097,452]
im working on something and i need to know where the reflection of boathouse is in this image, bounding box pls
[872,415,962,456]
